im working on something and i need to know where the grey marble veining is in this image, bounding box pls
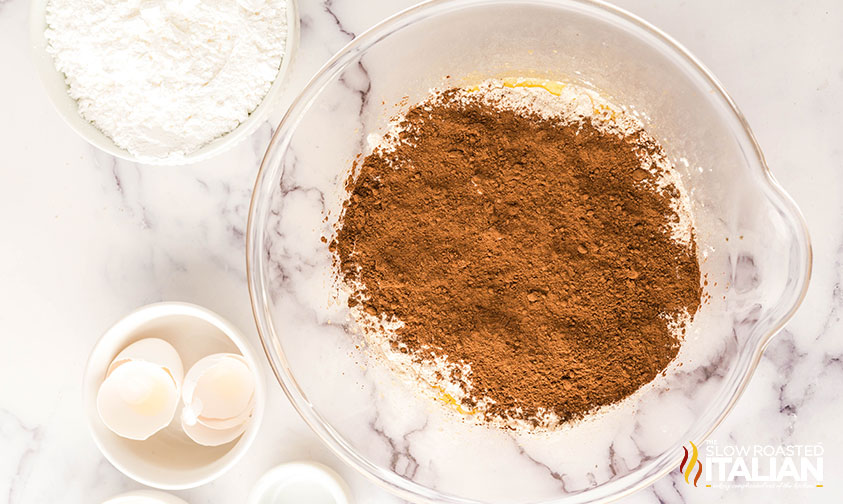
[0,0,841,503]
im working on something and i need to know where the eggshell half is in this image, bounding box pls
[107,338,184,388]
[182,353,255,430]
[97,360,180,440]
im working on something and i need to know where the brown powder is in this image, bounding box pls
[333,87,702,427]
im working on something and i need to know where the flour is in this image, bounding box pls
[45,0,287,161]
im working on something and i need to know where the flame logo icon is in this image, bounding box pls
[680,441,703,486]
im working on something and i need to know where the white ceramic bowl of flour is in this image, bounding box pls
[29,0,299,165]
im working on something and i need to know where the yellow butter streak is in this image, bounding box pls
[462,78,617,120]
[435,387,477,415]
[501,77,566,95]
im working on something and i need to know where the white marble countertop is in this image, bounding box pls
[1,0,841,502]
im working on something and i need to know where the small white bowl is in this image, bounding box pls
[102,490,189,504]
[29,0,299,165]
[83,302,266,489]
[247,462,352,504]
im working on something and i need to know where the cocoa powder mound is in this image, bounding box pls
[333,88,701,426]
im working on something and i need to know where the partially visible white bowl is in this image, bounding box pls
[102,490,189,504]
[28,0,299,165]
[83,302,266,490]
[247,462,352,504]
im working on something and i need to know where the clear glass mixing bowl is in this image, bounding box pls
[246,1,812,502]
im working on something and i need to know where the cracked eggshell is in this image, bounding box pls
[181,353,255,430]
[180,410,250,447]
[194,404,254,431]
[97,360,180,441]
[107,338,184,388]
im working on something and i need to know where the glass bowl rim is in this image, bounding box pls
[246,0,813,502]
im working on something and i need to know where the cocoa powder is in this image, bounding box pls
[333,87,702,426]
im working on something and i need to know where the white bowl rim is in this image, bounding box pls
[29,0,300,166]
[101,489,190,504]
[83,301,267,490]
[246,461,352,504]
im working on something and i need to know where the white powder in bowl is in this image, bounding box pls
[44,0,288,161]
